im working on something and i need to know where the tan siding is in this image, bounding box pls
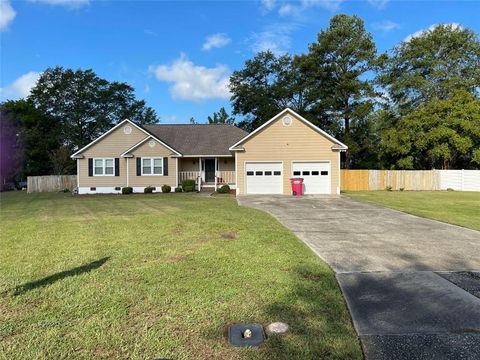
[78,125,148,187]
[128,140,177,188]
[179,158,200,172]
[236,112,340,195]
[219,157,235,171]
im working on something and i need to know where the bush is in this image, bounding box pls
[162,184,171,193]
[181,179,196,189]
[399,187,405,191]
[217,184,230,194]
[174,187,183,193]
[144,186,155,194]
[183,185,194,192]
[122,186,133,195]
[386,186,392,191]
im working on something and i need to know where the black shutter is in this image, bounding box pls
[115,158,120,176]
[88,158,93,176]
[163,157,168,176]
[136,158,141,176]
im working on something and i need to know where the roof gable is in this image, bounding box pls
[229,108,348,151]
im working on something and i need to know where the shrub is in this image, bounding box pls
[217,184,230,194]
[181,179,196,189]
[399,187,405,192]
[174,187,183,193]
[162,184,171,193]
[122,186,133,194]
[386,186,392,191]
[183,185,194,192]
[144,186,155,194]
[447,187,455,191]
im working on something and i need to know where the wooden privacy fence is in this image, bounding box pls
[27,175,77,193]
[341,170,480,191]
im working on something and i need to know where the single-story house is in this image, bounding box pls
[70,108,347,195]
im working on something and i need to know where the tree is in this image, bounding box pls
[380,90,480,169]
[28,67,159,150]
[301,14,378,167]
[207,107,235,124]
[229,51,310,132]
[378,24,480,112]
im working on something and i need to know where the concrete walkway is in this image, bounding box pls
[238,195,480,359]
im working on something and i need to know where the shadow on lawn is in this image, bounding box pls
[6,257,110,296]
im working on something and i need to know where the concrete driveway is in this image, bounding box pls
[238,195,480,360]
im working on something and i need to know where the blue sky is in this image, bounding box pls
[1,0,479,123]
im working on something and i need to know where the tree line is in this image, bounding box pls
[1,14,479,187]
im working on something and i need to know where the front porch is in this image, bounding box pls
[178,157,235,189]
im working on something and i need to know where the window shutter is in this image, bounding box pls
[163,158,168,176]
[115,158,120,176]
[88,158,93,177]
[136,158,141,176]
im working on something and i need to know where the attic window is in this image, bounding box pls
[282,116,292,126]
[148,140,156,148]
[124,126,132,135]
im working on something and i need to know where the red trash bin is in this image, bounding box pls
[290,178,304,197]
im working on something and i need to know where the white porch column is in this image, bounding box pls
[126,157,129,187]
[214,157,218,190]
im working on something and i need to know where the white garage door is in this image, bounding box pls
[292,161,330,194]
[246,162,283,194]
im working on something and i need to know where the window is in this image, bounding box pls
[265,171,272,176]
[312,171,319,176]
[293,171,301,176]
[142,157,163,175]
[255,171,263,176]
[246,171,254,176]
[302,171,310,176]
[90,187,96,191]
[93,158,115,176]
[274,171,281,176]
[321,171,328,176]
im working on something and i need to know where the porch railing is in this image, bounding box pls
[178,171,200,184]
[216,171,235,185]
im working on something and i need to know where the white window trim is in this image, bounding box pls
[93,158,115,177]
[141,157,164,176]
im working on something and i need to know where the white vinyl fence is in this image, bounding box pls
[438,170,480,191]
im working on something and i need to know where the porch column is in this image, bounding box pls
[214,157,218,190]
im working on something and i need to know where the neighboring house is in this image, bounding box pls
[70,108,347,195]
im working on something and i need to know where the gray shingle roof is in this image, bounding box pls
[142,124,248,156]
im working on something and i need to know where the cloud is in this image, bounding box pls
[372,20,400,32]
[202,33,231,51]
[0,72,41,99]
[149,55,231,101]
[367,0,389,9]
[278,0,344,16]
[28,0,90,9]
[260,0,276,11]
[0,1,16,31]
[248,23,297,55]
[404,23,461,42]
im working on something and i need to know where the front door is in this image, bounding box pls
[204,159,215,183]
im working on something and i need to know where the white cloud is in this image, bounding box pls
[28,0,90,9]
[248,24,296,55]
[0,0,16,31]
[367,0,389,10]
[278,0,344,16]
[260,0,276,11]
[202,33,231,51]
[372,20,400,32]
[149,55,231,101]
[0,71,41,99]
[404,23,461,42]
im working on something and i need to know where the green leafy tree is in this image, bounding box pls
[378,24,480,112]
[229,51,310,132]
[301,14,378,167]
[207,107,235,124]
[29,67,159,150]
[381,90,480,169]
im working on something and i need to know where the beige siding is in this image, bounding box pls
[78,124,148,187]
[219,157,235,171]
[236,112,341,195]
[179,158,200,172]
[128,139,177,188]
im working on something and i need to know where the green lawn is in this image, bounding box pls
[0,192,361,360]
[344,191,480,231]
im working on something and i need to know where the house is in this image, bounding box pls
[70,108,347,195]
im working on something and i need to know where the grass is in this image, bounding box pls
[344,191,480,231]
[0,192,361,360]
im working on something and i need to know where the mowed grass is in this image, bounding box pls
[0,192,361,360]
[344,191,480,231]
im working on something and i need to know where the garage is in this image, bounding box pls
[245,162,283,194]
[292,161,330,194]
